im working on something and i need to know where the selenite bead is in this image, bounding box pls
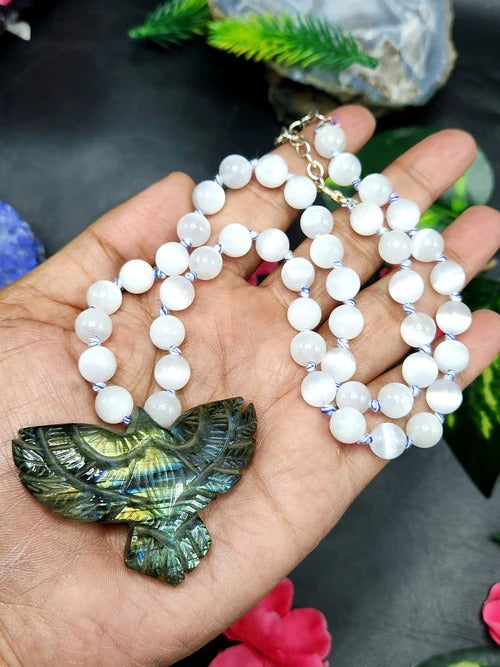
[189,246,223,280]
[436,300,472,335]
[154,354,191,390]
[218,154,252,189]
[86,280,122,314]
[155,242,189,276]
[378,230,412,265]
[287,297,322,331]
[284,176,317,209]
[400,312,436,347]
[144,391,182,428]
[411,228,444,262]
[426,378,463,414]
[75,308,112,344]
[300,205,333,238]
[192,180,225,215]
[349,203,384,236]
[326,266,360,302]
[430,260,466,295]
[402,351,439,387]
[328,304,364,339]
[314,123,346,158]
[434,339,470,373]
[218,223,252,258]
[301,371,337,407]
[160,275,195,311]
[369,423,407,459]
[386,198,421,232]
[290,331,327,366]
[377,382,414,418]
[149,315,185,349]
[255,228,290,262]
[95,386,133,424]
[388,269,424,304]
[328,153,361,186]
[254,154,288,188]
[310,234,344,269]
[78,346,117,383]
[321,347,356,383]
[177,212,211,247]
[335,381,371,413]
[119,259,155,294]
[329,407,366,444]
[281,257,315,291]
[358,174,392,206]
[406,412,443,448]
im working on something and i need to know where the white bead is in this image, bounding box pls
[329,407,366,444]
[177,212,211,247]
[400,312,436,347]
[119,260,155,294]
[290,331,326,366]
[430,260,466,295]
[377,382,414,418]
[155,242,189,276]
[284,176,317,209]
[78,346,117,383]
[426,379,463,414]
[386,198,421,232]
[149,315,185,349]
[192,180,225,215]
[328,153,361,186]
[411,228,444,262]
[218,154,252,189]
[358,173,392,206]
[434,339,469,373]
[406,412,443,448]
[388,269,424,304]
[281,258,315,291]
[86,280,122,314]
[219,223,252,257]
[310,234,344,268]
[314,123,346,158]
[254,154,288,188]
[255,228,290,262]
[154,354,190,391]
[144,391,182,428]
[287,297,322,331]
[335,381,371,413]
[160,276,195,311]
[321,347,356,383]
[328,304,364,339]
[75,308,112,344]
[436,301,472,335]
[189,246,223,280]
[301,371,337,407]
[369,423,407,459]
[300,205,333,238]
[349,203,384,236]
[402,351,439,388]
[378,230,412,264]
[95,386,133,424]
[326,267,360,302]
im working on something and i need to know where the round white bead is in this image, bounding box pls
[430,260,466,295]
[119,260,155,294]
[377,382,414,418]
[254,154,288,188]
[75,308,112,344]
[281,257,315,291]
[301,371,337,407]
[160,275,195,311]
[369,423,407,459]
[378,230,412,264]
[218,154,252,189]
[219,223,252,258]
[436,301,472,335]
[411,228,444,262]
[189,246,223,280]
[95,386,133,424]
[321,347,356,383]
[154,354,190,391]
[283,176,317,209]
[255,228,290,262]
[177,212,211,247]
[388,269,424,304]
[314,123,346,158]
[149,315,185,349]
[192,180,225,215]
[78,346,117,383]
[358,173,392,206]
[386,198,421,232]
[300,205,333,238]
[155,242,189,276]
[335,381,371,413]
[434,339,469,373]
[326,267,360,302]
[287,297,322,331]
[400,312,436,347]
[426,379,463,414]
[86,280,122,314]
[349,203,384,236]
[290,331,326,366]
[310,234,344,269]
[328,304,364,340]
[329,407,366,444]
[328,153,361,186]
[402,351,439,388]
[406,412,443,448]
[144,391,182,428]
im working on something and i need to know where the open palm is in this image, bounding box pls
[0,106,499,666]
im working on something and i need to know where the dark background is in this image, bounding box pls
[1,1,499,665]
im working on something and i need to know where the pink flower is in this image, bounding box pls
[248,261,279,286]
[483,583,500,644]
[210,579,331,666]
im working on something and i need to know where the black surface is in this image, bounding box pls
[1,1,499,665]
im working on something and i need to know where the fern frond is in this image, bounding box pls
[129,0,211,48]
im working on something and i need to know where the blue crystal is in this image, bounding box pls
[0,201,45,289]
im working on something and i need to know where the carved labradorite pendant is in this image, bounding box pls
[12,398,256,586]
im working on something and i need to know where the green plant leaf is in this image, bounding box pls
[129,0,211,48]
[491,531,500,545]
[415,646,500,667]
